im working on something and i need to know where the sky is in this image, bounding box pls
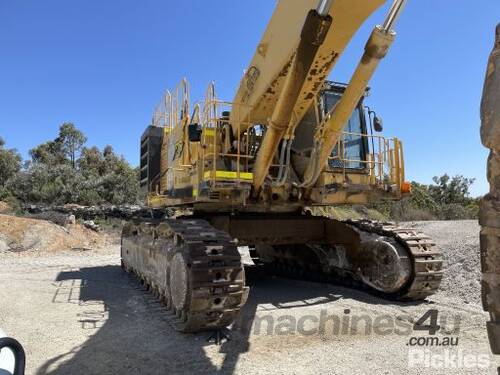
[0,0,498,197]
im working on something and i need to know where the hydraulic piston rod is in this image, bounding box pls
[252,7,332,193]
[382,0,407,32]
[301,0,407,187]
[317,0,334,16]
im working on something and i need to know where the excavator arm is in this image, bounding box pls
[230,0,407,193]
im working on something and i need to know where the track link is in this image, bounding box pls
[260,218,443,301]
[346,220,444,300]
[122,219,248,333]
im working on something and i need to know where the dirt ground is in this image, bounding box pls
[0,214,115,253]
[0,220,499,374]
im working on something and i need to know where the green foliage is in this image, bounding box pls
[439,203,472,220]
[407,182,440,213]
[3,123,140,206]
[9,163,80,204]
[29,123,87,168]
[429,174,475,206]
[376,175,479,221]
[29,140,66,165]
[3,195,22,214]
[0,186,10,200]
[58,123,87,168]
[0,138,22,187]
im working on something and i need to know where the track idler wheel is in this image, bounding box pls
[168,250,191,330]
[357,238,412,295]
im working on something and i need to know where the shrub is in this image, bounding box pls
[438,203,478,220]
[389,199,437,221]
[0,186,10,201]
[0,137,22,187]
[4,124,140,206]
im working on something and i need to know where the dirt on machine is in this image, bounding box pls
[121,0,443,333]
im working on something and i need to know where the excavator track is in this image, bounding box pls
[260,218,443,301]
[121,219,248,333]
[345,220,444,300]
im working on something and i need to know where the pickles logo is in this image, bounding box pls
[408,349,490,369]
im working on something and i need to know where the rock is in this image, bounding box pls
[0,214,109,253]
[28,204,43,213]
[480,23,500,359]
[28,212,74,227]
[0,235,9,252]
[83,220,100,232]
[0,201,11,214]
[23,204,169,221]
[480,227,500,274]
[488,150,500,194]
[481,25,500,150]
[479,194,500,229]
[65,214,76,226]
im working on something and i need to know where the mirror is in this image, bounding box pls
[374,116,383,132]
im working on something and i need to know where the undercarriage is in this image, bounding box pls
[121,213,443,332]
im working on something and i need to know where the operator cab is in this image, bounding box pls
[290,81,381,176]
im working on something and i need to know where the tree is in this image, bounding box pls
[58,123,87,168]
[0,137,22,187]
[29,139,65,165]
[429,174,475,205]
[7,123,140,205]
[79,146,105,176]
[8,163,82,204]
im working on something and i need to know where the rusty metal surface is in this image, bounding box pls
[346,220,443,300]
[358,238,411,294]
[230,0,385,131]
[210,215,328,245]
[209,214,442,299]
[252,9,332,192]
[121,219,248,333]
[481,23,500,359]
[301,26,395,187]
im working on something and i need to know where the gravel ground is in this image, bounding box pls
[0,220,498,374]
[407,221,483,306]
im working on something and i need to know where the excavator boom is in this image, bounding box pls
[231,0,386,130]
[230,0,408,191]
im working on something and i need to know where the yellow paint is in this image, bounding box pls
[231,0,386,133]
[203,170,253,181]
[148,194,168,206]
[203,128,215,136]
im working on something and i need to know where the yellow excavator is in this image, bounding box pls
[121,0,443,333]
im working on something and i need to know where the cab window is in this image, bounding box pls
[321,92,366,170]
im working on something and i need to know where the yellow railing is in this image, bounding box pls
[327,130,405,190]
[150,80,405,194]
[200,83,257,186]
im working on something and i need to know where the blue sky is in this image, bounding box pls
[0,0,498,196]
